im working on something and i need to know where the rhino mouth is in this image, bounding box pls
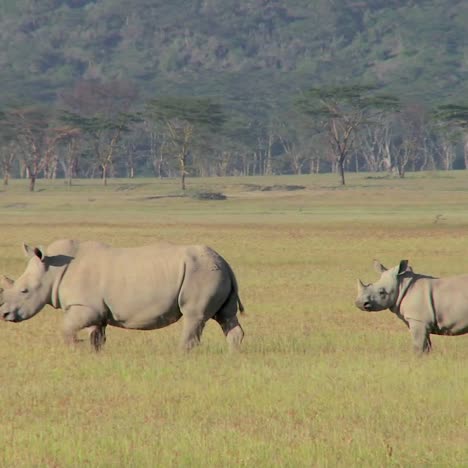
[1,311,20,322]
[355,300,382,312]
[355,300,371,311]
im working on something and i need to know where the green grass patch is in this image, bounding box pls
[0,172,467,467]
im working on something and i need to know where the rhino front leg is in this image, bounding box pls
[408,320,432,355]
[62,305,105,351]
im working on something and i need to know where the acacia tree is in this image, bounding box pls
[297,85,399,184]
[434,103,468,169]
[146,97,225,190]
[357,114,395,172]
[0,106,53,191]
[59,79,140,184]
[211,112,256,176]
[52,126,82,185]
[144,120,170,178]
[393,103,435,177]
[0,142,17,186]
[429,116,460,171]
[0,111,18,185]
[276,126,308,175]
[436,130,458,170]
[60,111,141,184]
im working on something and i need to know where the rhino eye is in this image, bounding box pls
[20,288,28,294]
[379,288,387,297]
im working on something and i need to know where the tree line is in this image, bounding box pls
[1,79,467,191]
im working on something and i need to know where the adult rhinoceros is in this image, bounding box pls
[355,259,468,354]
[0,239,244,352]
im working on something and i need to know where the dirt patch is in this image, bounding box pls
[242,184,263,191]
[261,184,305,192]
[115,184,140,192]
[139,195,185,200]
[242,184,305,192]
[4,203,29,209]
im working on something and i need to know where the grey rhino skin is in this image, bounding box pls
[0,239,244,352]
[355,260,468,354]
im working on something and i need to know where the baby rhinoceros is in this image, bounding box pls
[355,260,468,354]
[0,239,245,352]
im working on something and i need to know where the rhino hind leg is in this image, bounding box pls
[217,316,244,351]
[180,317,206,352]
[213,293,244,351]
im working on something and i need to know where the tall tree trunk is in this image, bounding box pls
[180,155,186,191]
[338,160,345,185]
[51,155,58,179]
[2,160,10,185]
[397,160,405,178]
[102,164,108,185]
[67,161,74,186]
[29,173,36,192]
[464,134,468,169]
[265,133,274,176]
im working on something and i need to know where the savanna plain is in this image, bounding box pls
[0,172,467,467]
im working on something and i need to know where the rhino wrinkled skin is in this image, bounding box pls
[0,240,244,352]
[355,259,468,354]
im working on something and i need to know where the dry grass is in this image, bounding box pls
[0,172,467,467]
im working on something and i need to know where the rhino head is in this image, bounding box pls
[355,259,412,312]
[0,276,13,308]
[0,243,51,323]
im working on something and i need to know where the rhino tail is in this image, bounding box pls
[237,295,245,314]
[226,261,245,314]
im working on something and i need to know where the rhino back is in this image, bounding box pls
[45,239,82,257]
[399,275,468,335]
[57,242,224,327]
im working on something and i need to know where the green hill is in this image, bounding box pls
[1,0,467,106]
[2,0,468,182]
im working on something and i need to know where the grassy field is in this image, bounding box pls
[0,172,467,467]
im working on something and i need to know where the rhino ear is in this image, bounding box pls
[373,260,387,274]
[0,275,14,289]
[23,243,45,261]
[398,260,410,275]
[23,243,35,258]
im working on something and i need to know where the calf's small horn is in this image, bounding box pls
[357,279,366,292]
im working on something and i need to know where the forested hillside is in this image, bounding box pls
[1,0,468,187]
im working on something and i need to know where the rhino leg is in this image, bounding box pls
[408,321,432,355]
[218,316,244,351]
[213,293,244,351]
[62,305,104,350]
[180,317,206,352]
[88,325,107,352]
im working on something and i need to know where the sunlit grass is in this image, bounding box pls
[0,172,467,467]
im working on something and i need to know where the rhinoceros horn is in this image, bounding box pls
[357,279,367,293]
